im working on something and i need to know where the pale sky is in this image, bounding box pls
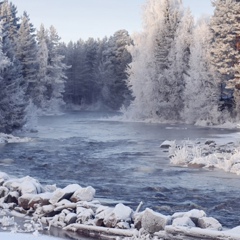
[10,0,214,43]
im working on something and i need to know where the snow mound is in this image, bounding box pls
[169,140,240,175]
[0,232,61,240]
[0,133,32,144]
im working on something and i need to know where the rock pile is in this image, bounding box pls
[0,171,240,239]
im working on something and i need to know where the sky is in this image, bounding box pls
[10,0,214,43]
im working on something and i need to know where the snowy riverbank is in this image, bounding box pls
[0,172,240,239]
[163,139,240,175]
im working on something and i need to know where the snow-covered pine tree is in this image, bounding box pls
[98,30,132,110]
[80,37,100,106]
[126,0,189,121]
[15,11,38,98]
[35,24,49,109]
[210,0,240,117]
[184,18,221,125]
[43,25,69,113]
[164,8,194,121]
[0,1,29,133]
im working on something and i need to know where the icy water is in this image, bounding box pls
[1,111,240,231]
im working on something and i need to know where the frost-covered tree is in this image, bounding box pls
[210,0,240,116]
[35,24,49,109]
[126,0,190,121]
[37,25,68,113]
[63,32,132,110]
[98,30,132,110]
[15,12,38,97]
[184,18,221,125]
[165,8,194,120]
[0,19,28,133]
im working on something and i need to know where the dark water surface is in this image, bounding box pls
[1,111,240,230]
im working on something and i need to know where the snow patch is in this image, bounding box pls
[0,133,32,144]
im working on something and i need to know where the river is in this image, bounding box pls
[1,111,240,233]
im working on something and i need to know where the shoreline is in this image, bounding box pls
[0,172,240,240]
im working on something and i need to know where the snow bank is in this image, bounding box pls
[168,140,240,175]
[1,172,240,240]
[0,232,61,240]
[0,133,31,144]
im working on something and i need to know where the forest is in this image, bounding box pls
[1,0,240,133]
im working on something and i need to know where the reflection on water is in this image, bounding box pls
[1,111,240,228]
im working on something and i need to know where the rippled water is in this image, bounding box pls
[1,111,240,229]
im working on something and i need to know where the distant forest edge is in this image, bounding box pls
[1,0,240,133]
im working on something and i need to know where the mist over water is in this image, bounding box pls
[1,111,240,228]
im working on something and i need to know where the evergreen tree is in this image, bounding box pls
[15,11,38,97]
[99,30,132,110]
[184,18,221,124]
[35,24,49,109]
[210,0,240,116]
[126,0,188,121]
[0,1,29,133]
[44,25,68,113]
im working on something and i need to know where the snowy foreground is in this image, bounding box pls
[1,171,240,240]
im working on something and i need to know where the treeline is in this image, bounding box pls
[2,0,240,134]
[62,30,133,110]
[0,0,68,133]
[125,0,240,125]
[0,0,133,133]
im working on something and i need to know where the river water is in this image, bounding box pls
[1,111,240,231]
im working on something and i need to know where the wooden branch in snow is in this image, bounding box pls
[135,201,143,213]
[63,223,136,237]
[165,226,240,240]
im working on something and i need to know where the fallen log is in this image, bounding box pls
[63,223,136,238]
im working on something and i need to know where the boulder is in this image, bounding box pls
[54,199,77,211]
[172,216,196,227]
[18,194,34,210]
[103,203,133,228]
[94,206,113,227]
[172,209,206,224]
[49,184,82,205]
[76,200,101,212]
[65,212,77,225]
[0,186,9,198]
[4,176,44,195]
[133,212,142,230]
[77,207,94,224]
[205,140,215,145]
[70,186,95,202]
[4,191,19,204]
[142,208,171,234]
[28,192,53,208]
[0,172,10,186]
[160,140,174,149]
[197,217,222,231]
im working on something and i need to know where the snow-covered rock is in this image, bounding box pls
[4,176,44,195]
[76,207,94,223]
[141,208,171,234]
[160,140,175,149]
[65,212,77,225]
[49,184,81,205]
[103,203,133,228]
[172,216,196,227]
[0,172,10,185]
[94,206,113,226]
[70,186,95,202]
[197,217,222,230]
[0,186,9,198]
[0,133,31,144]
[4,191,19,204]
